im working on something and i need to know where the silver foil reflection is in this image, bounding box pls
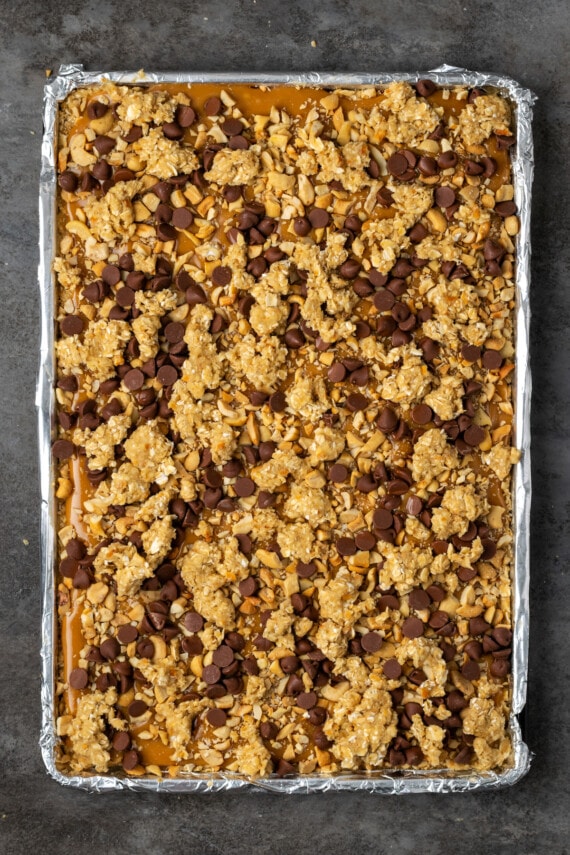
[38,64,535,793]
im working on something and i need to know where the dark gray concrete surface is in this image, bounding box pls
[1,1,568,852]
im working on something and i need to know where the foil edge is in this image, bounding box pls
[38,63,534,793]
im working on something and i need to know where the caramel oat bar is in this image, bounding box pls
[52,78,520,779]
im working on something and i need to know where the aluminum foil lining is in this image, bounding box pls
[38,64,535,793]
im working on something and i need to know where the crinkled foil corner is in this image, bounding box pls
[38,64,535,793]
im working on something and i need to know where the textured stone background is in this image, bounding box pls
[1,1,568,852]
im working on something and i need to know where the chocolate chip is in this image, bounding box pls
[258,721,278,743]
[206,708,227,728]
[383,659,402,679]
[308,208,330,229]
[122,749,140,771]
[391,301,410,324]
[373,289,397,313]
[408,668,428,687]
[122,122,143,143]
[60,314,84,336]
[414,155,437,180]
[227,134,250,151]
[352,277,374,297]
[180,635,202,655]
[229,532,249,557]
[372,510,394,535]
[327,362,347,383]
[220,460,240,481]
[134,638,154,659]
[82,280,106,303]
[242,446,259,466]
[355,473,377,494]
[297,561,317,578]
[387,152,409,177]
[482,349,503,370]
[234,476,255,498]
[408,222,429,244]
[174,104,195,127]
[201,469,222,490]
[92,159,112,181]
[210,312,227,334]
[265,246,285,264]
[285,673,305,696]
[336,536,357,556]
[184,612,204,632]
[201,96,222,117]
[57,375,79,393]
[461,660,480,681]
[491,627,512,649]
[222,117,244,137]
[402,494,422,517]
[156,222,177,241]
[288,216,310,238]
[111,731,131,753]
[69,667,89,689]
[402,616,424,639]
[203,487,222,508]
[93,135,116,155]
[52,439,75,460]
[490,659,510,677]
[407,588,430,611]
[462,424,485,447]
[495,134,516,150]
[416,79,436,97]
[377,406,398,433]
[212,645,234,668]
[80,172,97,192]
[126,699,147,718]
[99,637,120,661]
[410,403,432,425]
[464,159,484,177]
[420,337,440,362]
[377,187,394,207]
[495,200,517,217]
[284,327,306,349]
[345,393,368,412]
[339,258,361,279]
[122,368,145,391]
[465,640,483,661]
[257,491,276,509]
[262,392,287,413]
[58,169,78,192]
[185,282,207,305]
[435,186,456,208]
[482,156,497,178]
[277,655,299,675]
[239,577,258,597]
[212,265,232,286]
[169,207,193,230]
[436,151,457,171]
[361,631,383,653]
[297,691,318,710]
[355,530,376,551]
[377,317,398,338]
[162,121,184,140]
[117,624,138,644]
[156,364,178,387]
[275,759,296,777]
[350,365,369,386]
[202,664,222,685]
